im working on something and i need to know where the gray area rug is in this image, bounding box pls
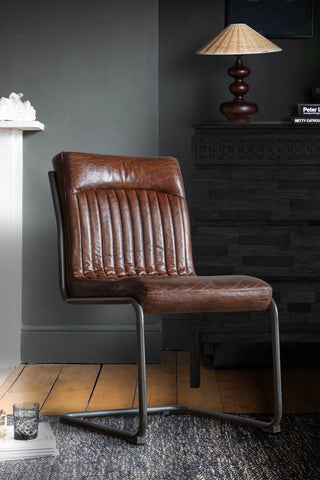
[0,414,319,480]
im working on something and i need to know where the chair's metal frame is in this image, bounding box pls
[49,171,282,445]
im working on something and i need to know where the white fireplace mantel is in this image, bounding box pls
[0,121,44,368]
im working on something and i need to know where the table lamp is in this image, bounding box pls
[197,24,282,122]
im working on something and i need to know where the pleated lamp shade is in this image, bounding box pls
[197,23,282,55]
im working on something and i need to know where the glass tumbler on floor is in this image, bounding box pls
[0,409,7,438]
[13,402,39,440]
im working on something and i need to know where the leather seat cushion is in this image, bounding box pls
[68,274,272,314]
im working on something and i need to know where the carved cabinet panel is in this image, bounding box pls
[191,122,320,351]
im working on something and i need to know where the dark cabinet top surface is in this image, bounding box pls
[193,121,320,134]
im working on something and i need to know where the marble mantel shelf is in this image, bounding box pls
[0,120,44,368]
[0,120,44,130]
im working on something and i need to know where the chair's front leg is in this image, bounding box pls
[131,300,148,443]
[60,299,148,444]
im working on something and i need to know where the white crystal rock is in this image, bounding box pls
[0,92,36,121]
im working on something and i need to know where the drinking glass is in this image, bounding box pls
[13,402,39,440]
[0,409,7,438]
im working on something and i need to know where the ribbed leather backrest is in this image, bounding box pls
[53,152,195,279]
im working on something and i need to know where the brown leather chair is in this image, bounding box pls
[49,151,282,444]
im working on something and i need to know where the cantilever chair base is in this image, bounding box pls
[49,160,282,445]
[60,298,282,444]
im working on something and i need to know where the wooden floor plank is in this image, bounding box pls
[134,351,177,407]
[285,368,315,414]
[257,367,316,414]
[87,364,137,411]
[1,365,61,414]
[1,357,319,415]
[0,365,25,399]
[41,365,100,414]
[177,352,223,411]
[295,366,320,413]
[216,368,270,413]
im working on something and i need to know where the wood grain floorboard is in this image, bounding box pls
[0,365,25,399]
[216,369,271,413]
[257,367,316,414]
[41,365,100,414]
[281,368,318,413]
[1,365,62,414]
[1,357,319,415]
[177,352,223,411]
[134,351,177,407]
[295,366,320,413]
[87,364,137,411]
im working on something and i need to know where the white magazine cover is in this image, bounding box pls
[0,422,58,461]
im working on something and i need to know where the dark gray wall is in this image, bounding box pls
[159,0,320,187]
[2,0,320,363]
[0,0,159,362]
[158,0,320,359]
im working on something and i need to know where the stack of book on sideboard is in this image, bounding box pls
[290,104,320,124]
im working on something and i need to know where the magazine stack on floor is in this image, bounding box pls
[0,423,58,461]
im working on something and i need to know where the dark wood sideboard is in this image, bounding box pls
[187,121,320,360]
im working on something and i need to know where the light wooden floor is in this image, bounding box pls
[0,352,319,415]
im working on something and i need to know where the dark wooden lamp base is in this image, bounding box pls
[220,56,258,123]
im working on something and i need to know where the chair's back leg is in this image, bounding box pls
[266,298,282,432]
[190,318,201,388]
